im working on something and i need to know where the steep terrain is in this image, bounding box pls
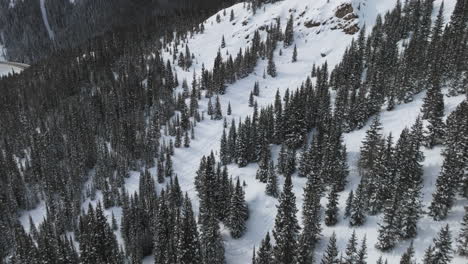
[16,0,467,263]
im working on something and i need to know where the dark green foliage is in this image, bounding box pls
[423,225,453,264]
[320,232,340,264]
[273,174,299,264]
[457,207,468,256]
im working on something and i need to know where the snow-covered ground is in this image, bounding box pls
[19,0,466,263]
[0,63,23,77]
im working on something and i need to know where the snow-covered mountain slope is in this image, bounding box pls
[18,0,466,263]
[151,1,466,263]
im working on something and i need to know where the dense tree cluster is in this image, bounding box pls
[330,0,467,133]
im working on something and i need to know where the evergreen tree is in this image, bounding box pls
[424,225,453,264]
[265,161,279,198]
[292,45,297,62]
[350,182,366,226]
[344,190,354,218]
[375,196,401,251]
[357,236,367,264]
[272,174,300,264]
[320,232,340,264]
[324,185,340,226]
[298,172,322,264]
[214,96,223,120]
[256,232,273,264]
[456,207,468,256]
[267,55,277,77]
[228,178,249,239]
[428,147,464,220]
[177,194,202,264]
[344,231,358,264]
[399,241,415,264]
[284,14,294,47]
[200,211,225,264]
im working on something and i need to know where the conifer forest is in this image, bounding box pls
[0,0,467,263]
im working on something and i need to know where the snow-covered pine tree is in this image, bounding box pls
[356,235,367,264]
[457,207,468,256]
[267,54,277,77]
[265,161,279,198]
[344,230,358,264]
[292,45,297,62]
[375,195,401,251]
[284,14,294,47]
[324,184,340,226]
[320,232,340,264]
[177,194,202,264]
[272,173,300,264]
[297,171,322,263]
[428,147,464,220]
[344,190,354,218]
[214,96,223,120]
[423,225,453,264]
[350,180,366,226]
[399,241,416,264]
[228,178,249,238]
[255,232,273,264]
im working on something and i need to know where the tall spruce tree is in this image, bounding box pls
[320,232,340,264]
[457,207,468,256]
[423,225,453,264]
[228,178,249,239]
[272,174,300,264]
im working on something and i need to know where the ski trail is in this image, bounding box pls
[40,0,55,41]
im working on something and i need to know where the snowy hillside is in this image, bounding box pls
[15,0,467,263]
[153,0,466,263]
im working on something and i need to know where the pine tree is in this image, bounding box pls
[324,185,340,226]
[272,174,299,264]
[265,161,279,198]
[359,115,383,171]
[267,55,277,77]
[228,178,249,238]
[221,35,226,48]
[177,194,202,264]
[457,207,468,256]
[227,102,232,115]
[184,130,190,147]
[344,190,354,218]
[350,182,366,226]
[399,241,415,264]
[298,172,322,264]
[356,236,367,264]
[375,195,401,251]
[292,45,297,62]
[256,232,273,264]
[214,96,223,120]
[165,152,173,178]
[428,147,463,220]
[320,232,340,264]
[344,230,358,264]
[424,225,453,264]
[284,14,294,47]
[200,212,225,264]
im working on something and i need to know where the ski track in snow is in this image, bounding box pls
[18,1,466,263]
[40,0,55,41]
